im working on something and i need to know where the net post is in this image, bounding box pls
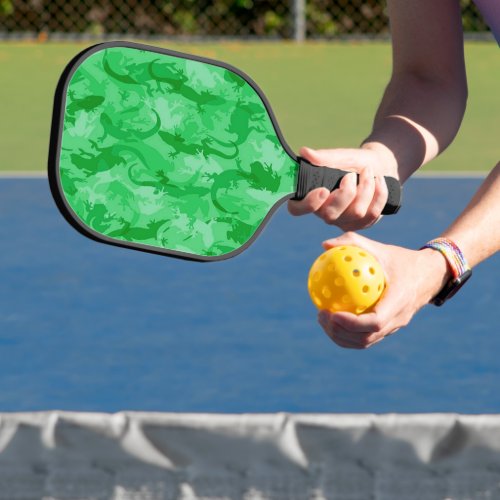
[292,0,306,42]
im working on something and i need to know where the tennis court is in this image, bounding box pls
[0,173,498,413]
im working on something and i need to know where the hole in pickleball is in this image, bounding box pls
[342,295,351,304]
[359,251,366,257]
[344,256,352,262]
[322,286,331,299]
[334,277,344,287]
[356,306,366,314]
[369,267,376,275]
[362,285,369,293]
[313,271,321,282]
[327,264,335,272]
[333,303,342,311]
[352,269,360,277]
[378,284,382,291]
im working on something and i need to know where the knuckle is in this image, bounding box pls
[371,319,385,332]
[343,182,357,198]
[401,315,411,328]
[359,339,371,349]
[350,205,367,219]
[319,208,340,225]
[325,214,340,225]
[366,205,381,220]
[360,169,374,186]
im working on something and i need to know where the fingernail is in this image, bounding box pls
[319,189,329,200]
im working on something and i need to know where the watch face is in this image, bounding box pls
[432,269,472,306]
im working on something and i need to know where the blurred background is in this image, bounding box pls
[0,0,492,40]
[0,1,497,176]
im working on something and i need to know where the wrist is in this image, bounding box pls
[361,141,399,178]
[417,248,453,304]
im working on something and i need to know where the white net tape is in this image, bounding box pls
[0,412,500,499]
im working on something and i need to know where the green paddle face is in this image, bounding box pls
[49,41,298,261]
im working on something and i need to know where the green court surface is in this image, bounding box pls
[0,41,497,172]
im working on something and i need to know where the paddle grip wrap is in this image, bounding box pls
[293,157,402,215]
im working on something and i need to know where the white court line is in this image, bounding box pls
[0,171,47,178]
[414,170,487,178]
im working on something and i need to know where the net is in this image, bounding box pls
[1,412,500,499]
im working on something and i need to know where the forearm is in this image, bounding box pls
[361,0,467,183]
[418,162,500,303]
[441,162,500,267]
[362,73,467,182]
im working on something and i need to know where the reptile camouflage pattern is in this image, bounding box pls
[54,43,298,260]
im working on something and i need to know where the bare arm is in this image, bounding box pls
[363,0,468,181]
[289,0,468,226]
[441,162,500,267]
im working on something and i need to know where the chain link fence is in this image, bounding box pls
[0,0,491,40]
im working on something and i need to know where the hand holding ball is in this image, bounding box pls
[308,245,385,314]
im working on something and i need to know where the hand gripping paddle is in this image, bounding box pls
[49,41,401,261]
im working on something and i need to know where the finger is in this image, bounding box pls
[330,316,391,349]
[330,311,385,335]
[322,231,369,250]
[319,311,371,349]
[299,147,367,171]
[330,336,364,349]
[343,164,376,221]
[328,326,381,349]
[319,309,392,349]
[332,295,401,339]
[363,174,389,224]
[288,187,330,216]
[315,172,357,224]
[321,324,365,349]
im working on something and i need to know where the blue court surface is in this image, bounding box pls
[0,176,498,413]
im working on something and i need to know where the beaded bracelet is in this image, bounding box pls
[421,238,470,278]
[420,238,472,306]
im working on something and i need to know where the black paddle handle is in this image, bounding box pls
[293,157,402,215]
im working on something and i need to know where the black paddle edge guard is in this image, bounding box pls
[48,41,297,262]
[293,157,402,215]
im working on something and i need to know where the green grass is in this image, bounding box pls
[0,40,497,172]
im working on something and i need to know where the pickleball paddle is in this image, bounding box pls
[48,41,401,261]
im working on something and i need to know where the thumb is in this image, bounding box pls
[322,231,369,250]
[299,147,365,170]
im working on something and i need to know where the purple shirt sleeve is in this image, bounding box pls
[473,0,500,45]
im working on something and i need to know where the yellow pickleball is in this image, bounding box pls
[308,245,385,314]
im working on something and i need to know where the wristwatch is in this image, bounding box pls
[421,238,472,306]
